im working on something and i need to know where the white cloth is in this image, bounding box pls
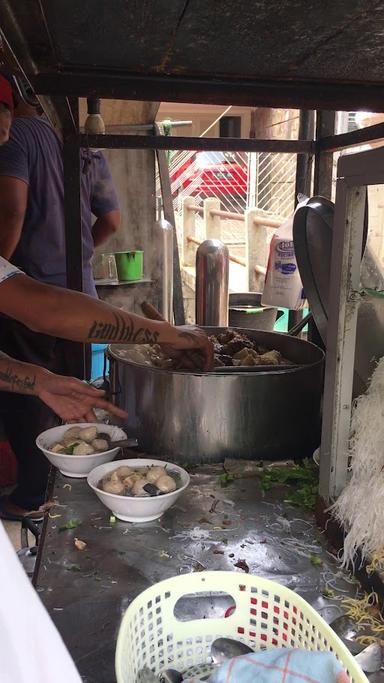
[0,521,82,683]
[0,255,21,284]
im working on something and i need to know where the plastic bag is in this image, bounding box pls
[261,199,306,310]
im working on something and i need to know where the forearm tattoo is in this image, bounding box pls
[88,313,160,344]
[0,365,36,393]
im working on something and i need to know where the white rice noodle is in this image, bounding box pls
[331,357,384,567]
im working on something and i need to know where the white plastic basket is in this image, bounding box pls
[115,571,368,683]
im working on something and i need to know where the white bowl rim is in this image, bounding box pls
[36,423,126,459]
[87,458,190,501]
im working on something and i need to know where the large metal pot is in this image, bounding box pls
[108,328,324,463]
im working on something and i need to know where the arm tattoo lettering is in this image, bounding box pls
[88,313,160,344]
[0,366,36,393]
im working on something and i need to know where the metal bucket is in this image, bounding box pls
[229,293,282,331]
[108,328,324,463]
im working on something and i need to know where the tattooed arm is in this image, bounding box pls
[0,352,38,395]
[0,274,213,370]
[0,351,127,421]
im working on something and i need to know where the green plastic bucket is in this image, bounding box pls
[114,251,143,281]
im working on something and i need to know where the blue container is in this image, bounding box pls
[91,344,109,380]
[274,308,309,333]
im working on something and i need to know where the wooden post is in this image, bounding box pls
[245,209,269,292]
[182,196,197,266]
[319,182,366,501]
[204,198,221,240]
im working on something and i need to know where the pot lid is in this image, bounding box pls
[293,196,334,344]
[293,195,384,395]
[293,196,369,344]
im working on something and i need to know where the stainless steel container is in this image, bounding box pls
[196,240,229,326]
[108,328,324,463]
[229,293,282,331]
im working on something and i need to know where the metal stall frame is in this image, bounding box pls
[66,122,384,510]
[319,145,384,501]
[6,5,384,498]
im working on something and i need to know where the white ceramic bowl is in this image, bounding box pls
[87,458,190,522]
[36,423,127,478]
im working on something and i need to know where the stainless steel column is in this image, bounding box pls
[154,217,174,322]
[195,239,229,326]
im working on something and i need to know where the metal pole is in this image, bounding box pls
[247,152,258,209]
[294,110,315,200]
[195,239,229,326]
[289,110,315,332]
[63,131,86,379]
[63,135,83,292]
[154,123,185,325]
[314,111,336,199]
[154,218,174,323]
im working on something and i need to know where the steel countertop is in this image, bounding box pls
[35,460,375,683]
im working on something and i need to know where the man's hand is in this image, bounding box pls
[140,302,214,372]
[160,325,214,372]
[36,371,127,423]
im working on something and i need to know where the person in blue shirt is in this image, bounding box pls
[0,90,121,518]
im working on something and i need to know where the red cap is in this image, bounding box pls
[0,74,13,114]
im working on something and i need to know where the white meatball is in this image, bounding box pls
[91,438,109,452]
[146,466,166,484]
[102,479,125,495]
[132,477,150,497]
[115,465,134,479]
[156,474,177,493]
[73,441,94,455]
[64,426,81,439]
[122,472,141,490]
[110,470,121,484]
[79,426,98,442]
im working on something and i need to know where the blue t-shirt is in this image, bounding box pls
[0,116,119,296]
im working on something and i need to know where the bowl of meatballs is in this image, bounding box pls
[36,423,128,478]
[87,459,190,522]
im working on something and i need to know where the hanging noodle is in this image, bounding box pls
[331,357,384,567]
[365,548,384,575]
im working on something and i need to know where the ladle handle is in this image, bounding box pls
[288,311,313,337]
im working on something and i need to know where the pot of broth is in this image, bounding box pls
[108,327,324,463]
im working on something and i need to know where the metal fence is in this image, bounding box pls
[156,149,296,222]
[155,147,296,298]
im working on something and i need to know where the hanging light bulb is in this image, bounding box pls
[84,98,105,135]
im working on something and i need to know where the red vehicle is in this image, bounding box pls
[170,151,248,200]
